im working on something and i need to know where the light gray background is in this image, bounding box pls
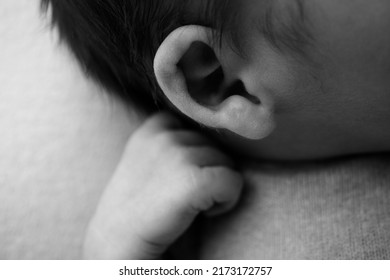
[0,0,142,259]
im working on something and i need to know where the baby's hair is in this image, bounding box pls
[41,0,313,112]
[41,0,245,112]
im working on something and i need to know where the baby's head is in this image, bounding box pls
[43,0,390,160]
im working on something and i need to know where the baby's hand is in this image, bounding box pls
[83,112,243,259]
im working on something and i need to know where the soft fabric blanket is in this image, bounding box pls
[200,156,390,259]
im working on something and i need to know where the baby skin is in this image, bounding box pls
[83,112,243,259]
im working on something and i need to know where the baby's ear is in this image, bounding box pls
[153,25,275,140]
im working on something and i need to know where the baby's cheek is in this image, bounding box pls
[244,45,307,114]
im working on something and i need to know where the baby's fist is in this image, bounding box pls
[83,112,243,259]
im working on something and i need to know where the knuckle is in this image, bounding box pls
[148,111,170,123]
[169,147,194,167]
[155,131,176,148]
[136,112,175,134]
[153,134,190,163]
[187,166,203,191]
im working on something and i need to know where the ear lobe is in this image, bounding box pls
[218,95,275,139]
[153,25,275,140]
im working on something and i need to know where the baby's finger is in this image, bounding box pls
[187,147,235,168]
[168,130,213,146]
[190,167,243,215]
[138,112,183,136]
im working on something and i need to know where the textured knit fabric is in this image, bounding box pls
[199,155,390,259]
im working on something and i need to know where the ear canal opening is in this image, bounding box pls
[177,41,261,108]
[225,80,261,105]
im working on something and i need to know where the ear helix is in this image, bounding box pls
[154,25,219,124]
